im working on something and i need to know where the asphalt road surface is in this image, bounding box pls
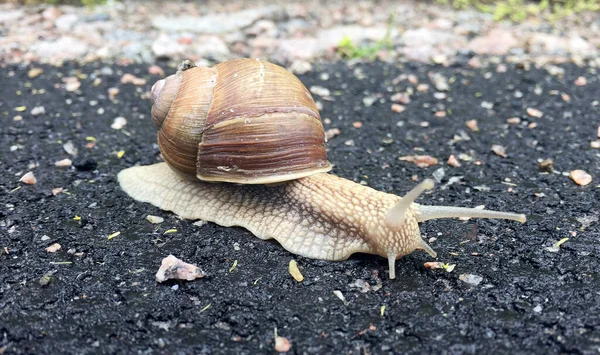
[1,59,599,354]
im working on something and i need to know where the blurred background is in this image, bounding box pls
[1,0,598,71]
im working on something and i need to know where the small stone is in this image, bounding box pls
[466,119,479,132]
[13,115,23,121]
[63,141,78,156]
[390,92,410,104]
[391,104,405,113]
[416,83,429,92]
[28,68,44,79]
[41,235,50,241]
[108,87,119,100]
[148,65,165,76]
[398,155,438,168]
[527,108,543,118]
[120,73,146,86]
[39,272,54,286]
[309,86,330,97]
[146,215,164,224]
[447,155,461,167]
[352,121,363,128]
[63,77,81,92]
[574,76,587,86]
[491,144,507,158]
[46,243,61,253]
[111,116,127,130]
[363,96,377,107]
[288,60,312,75]
[20,171,37,185]
[325,128,341,139]
[506,117,521,124]
[538,158,553,172]
[429,72,449,91]
[533,305,543,313]
[155,255,206,283]
[569,170,592,186]
[275,336,291,353]
[55,158,72,167]
[52,187,64,195]
[459,274,483,286]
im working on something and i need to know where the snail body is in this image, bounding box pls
[119,59,526,279]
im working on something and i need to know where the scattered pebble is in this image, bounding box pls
[63,77,81,92]
[155,255,206,283]
[146,215,164,224]
[362,95,377,107]
[561,92,571,102]
[325,128,341,139]
[148,65,165,76]
[108,87,120,100]
[459,274,483,286]
[288,259,304,282]
[13,115,23,121]
[39,271,54,286]
[447,154,461,167]
[41,235,50,241]
[28,68,44,79]
[429,72,449,91]
[63,141,78,156]
[352,121,362,128]
[19,171,37,185]
[390,92,410,104]
[274,336,291,353]
[52,187,63,195]
[424,261,444,270]
[399,155,438,168]
[538,158,553,172]
[533,305,543,313]
[46,243,61,253]
[491,144,507,158]
[574,76,587,86]
[31,106,46,116]
[506,117,521,124]
[465,119,479,131]
[333,290,347,304]
[527,107,543,118]
[391,104,405,113]
[55,158,72,167]
[111,116,127,130]
[309,85,330,97]
[569,170,592,186]
[416,83,429,92]
[120,73,147,86]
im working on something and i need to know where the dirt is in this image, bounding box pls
[1,60,599,354]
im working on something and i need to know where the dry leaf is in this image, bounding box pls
[569,170,592,186]
[491,144,507,158]
[288,260,304,282]
[399,155,438,168]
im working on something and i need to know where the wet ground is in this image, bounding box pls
[1,60,599,354]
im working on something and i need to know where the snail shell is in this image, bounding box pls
[150,58,331,184]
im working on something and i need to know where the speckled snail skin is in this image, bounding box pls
[118,58,526,279]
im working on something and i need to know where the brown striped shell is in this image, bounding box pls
[150,58,331,184]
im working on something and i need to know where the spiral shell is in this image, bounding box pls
[150,58,331,184]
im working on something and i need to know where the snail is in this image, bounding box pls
[118,58,526,279]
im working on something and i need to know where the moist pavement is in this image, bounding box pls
[0,59,599,354]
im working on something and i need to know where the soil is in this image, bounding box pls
[1,60,599,354]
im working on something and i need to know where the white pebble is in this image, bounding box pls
[31,106,46,116]
[111,116,127,130]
